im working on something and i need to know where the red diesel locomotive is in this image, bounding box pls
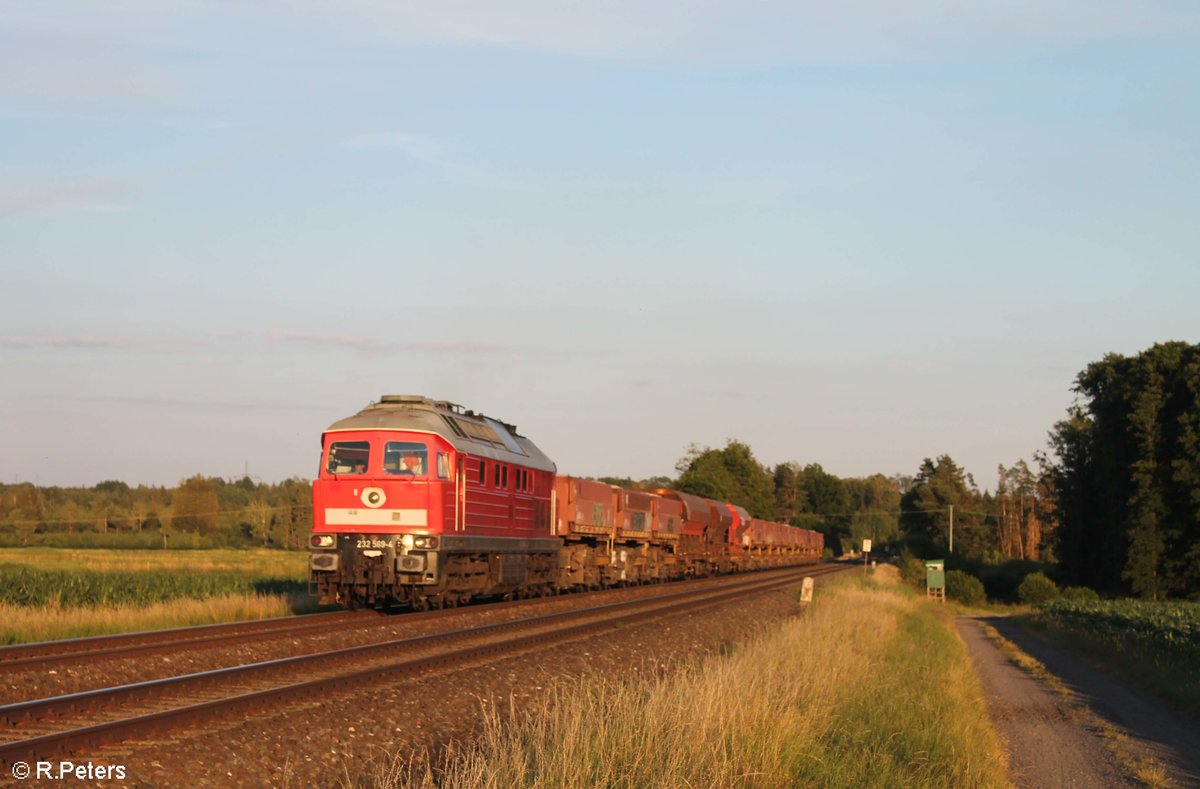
[309,395,822,609]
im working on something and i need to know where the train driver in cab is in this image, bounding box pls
[385,442,427,476]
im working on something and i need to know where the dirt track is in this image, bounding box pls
[957,618,1130,788]
[958,616,1200,789]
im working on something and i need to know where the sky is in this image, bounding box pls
[1,1,1198,492]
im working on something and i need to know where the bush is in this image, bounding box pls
[946,570,986,605]
[900,557,927,587]
[1018,572,1061,606]
[1061,586,1100,602]
[973,559,1050,602]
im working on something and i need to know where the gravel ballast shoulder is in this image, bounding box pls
[56,574,829,788]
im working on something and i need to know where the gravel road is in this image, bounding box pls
[988,617,1200,788]
[959,615,1200,789]
[957,617,1133,788]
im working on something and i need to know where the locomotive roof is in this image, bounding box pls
[324,395,557,473]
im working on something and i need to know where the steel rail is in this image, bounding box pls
[0,562,830,674]
[0,611,380,675]
[0,610,373,665]
[0,564,841,727]
[0,564,848,766]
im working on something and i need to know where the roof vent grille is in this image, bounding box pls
[379,395,431,405]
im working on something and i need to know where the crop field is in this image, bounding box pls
[0,548,313,644]
[0,564,306,607]
[1035,599,1200,662]
[0,547,307,576]
[1029,599,1200,715]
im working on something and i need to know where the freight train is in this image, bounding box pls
[308,395,823,609]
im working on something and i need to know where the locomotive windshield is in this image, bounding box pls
[326,441,370,474]
[384,441,428,476]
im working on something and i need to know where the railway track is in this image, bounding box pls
[0,563,847,767]
[0,610,380,675]
[0,564,835,675]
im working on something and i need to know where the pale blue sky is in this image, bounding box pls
[2,1,1197,490]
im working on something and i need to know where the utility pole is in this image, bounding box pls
[949,504,954,554]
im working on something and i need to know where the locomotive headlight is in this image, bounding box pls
[310,534,335,548]
[400,534,415,549]
[413,536,439,549]
[361,487,386,509]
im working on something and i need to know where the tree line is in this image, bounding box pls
[0,476,312,550]
[606,442,1054,567]
[2,342,1195,596]
[627,341,1198,599]
[1047,341,1199,599]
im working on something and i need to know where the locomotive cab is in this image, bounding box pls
[310,428,457,603]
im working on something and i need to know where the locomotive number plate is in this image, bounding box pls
[356,538,396,549]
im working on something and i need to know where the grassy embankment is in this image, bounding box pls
[362,567,1010,789]
[1019,599,1200,718]
[0,547,314,644]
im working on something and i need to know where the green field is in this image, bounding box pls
[0,548,315,644]
[1027,599,1200,716]
[1036,599,1200,660]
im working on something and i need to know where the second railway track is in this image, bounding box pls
[0,609,380,674]
[1,564,835,676]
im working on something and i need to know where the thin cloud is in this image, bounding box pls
[341,131,538,192]
[260,1,1200,64]
[0,178,122,216]
[1,130,332,217]
[342,131,466,173]
[1,122,527,219]
[1,332,506,355]
[81,203,132,214]
[0,335,136,350]
[40,393,327,413]
[2,2,1195,110]
[263,331,506,355]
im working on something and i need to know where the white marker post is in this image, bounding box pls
[800,576,814,606]
[862,539,872,573]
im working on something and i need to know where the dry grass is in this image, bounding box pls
[353,572,1009,789]
[0,547,306,576]
[0,592,317,644]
